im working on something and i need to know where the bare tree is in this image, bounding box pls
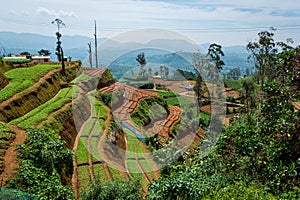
[87,42,93,68]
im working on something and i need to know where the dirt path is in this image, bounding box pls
[0,125,27,187]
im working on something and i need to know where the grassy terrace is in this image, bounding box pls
[0,64,61,103]
[10,86,78,129]
[76,139,89,164]
[71,73,91,84]
[77,165,91,190]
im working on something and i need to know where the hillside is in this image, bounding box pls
[0,60,221,198]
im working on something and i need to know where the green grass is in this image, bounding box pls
[125,128,144,155]
[224,79,242,90]
[0,123,14,142]
[150,90,178,98]
[166,96,194,107]
[3,58,31,63]
[166,97,180,106]
[71,73,91,84]
[77,165,91,190]
[10,87,74,129]
[90,137,102,161]
[76,139,89,164]
[138,160,154,174]
[93,164,109,181]
[81,119,96,137]
[0,64,61,102]
[127,160,142,179]
[200,112,211,122]
[97,119,105,131]
[109,167,123,181]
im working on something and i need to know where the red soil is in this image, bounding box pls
[0,125,27,187]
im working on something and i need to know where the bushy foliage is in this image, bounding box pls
[0,188,37,199]
[147,164,227,200]
[9,128,74,200]
[130,97,169,127]
[203,181,276,200]
[80,179,142,200]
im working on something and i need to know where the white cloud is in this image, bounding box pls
[36,7,76,18]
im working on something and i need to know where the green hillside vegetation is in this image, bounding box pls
[0,122,15,171]
[223,79,242,90]
[10,86,78,129]
[0,64,61,103]
[130,97,169,127]
[146,30,300,199]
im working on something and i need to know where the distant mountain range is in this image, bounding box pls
[0,31,252,77]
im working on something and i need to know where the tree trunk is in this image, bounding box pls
[61,47,65,75]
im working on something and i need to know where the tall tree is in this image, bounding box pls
[241,77,256,113]
[206,44,225,98]
[246,30,277,91]
[164,66,169,79]
[192,50,206,110]
[52,18,66,74]
[160,65,164,78]
[38,49,51,56]
[136,53,146,77]
[148,67,152,77]
[207,43,225,72]
[20,52,30,56]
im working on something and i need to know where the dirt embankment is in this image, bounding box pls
[0,72,8,90]
[0,64,80,122]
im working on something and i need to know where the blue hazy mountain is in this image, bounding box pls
[0,32,251,77]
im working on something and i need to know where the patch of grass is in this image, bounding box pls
[3,58,31,63]
[127,160,142,180]
[10,87,74,129]
[90,137,102,161]
[0,64,60,102]
[200,112,211,121]
[0,123,15,142]
[81,119,96,137]
[166,96,193,107]
[93,164,109,182]
[77,165,91,190]
[224,79,242,90]
[109,167,123,181]
[150,90,178,98]
[76,140,89,164]
[130,97,169,127]
[71,73,91,84]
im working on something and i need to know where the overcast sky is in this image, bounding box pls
[1,0,300,46]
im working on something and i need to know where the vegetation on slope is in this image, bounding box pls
[0,122,15,172]
[0,71,8,90]
[130,97,169,127]
[0,64,61,103]
[10,86,77,129]
[146,30,300,199]
[9,128,74,200]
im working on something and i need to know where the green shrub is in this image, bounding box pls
[80,179,142,200]
[9,128,74,200]
[203,181,276,200]
[130,97,169,127]
[0,188,37,200]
